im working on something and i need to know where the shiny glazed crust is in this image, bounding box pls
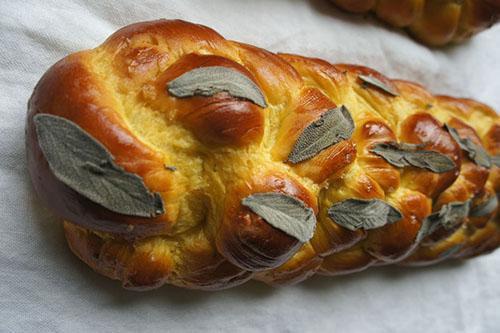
[26,20,500,290]
[330,0,500,46]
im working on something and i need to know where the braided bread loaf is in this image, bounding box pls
[329,0,500,46]
[26,20,500,290]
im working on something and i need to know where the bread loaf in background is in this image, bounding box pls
[329,0,500,46]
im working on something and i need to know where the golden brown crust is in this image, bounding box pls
[27,20,500,290]
[329,0,500,46]
[216,173,318,271]
[156,53,265,146]
[26,52,172,239]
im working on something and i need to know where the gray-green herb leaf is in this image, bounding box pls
[287,105,355,163]
[166,66,267,108]
[358,74,399,96]
[491,155,500,167]
[241,192,317,242]
[416,200,471,243]
[327,198,402,231]
[439,244,462,259]
[371,142,456,173]
[469,195,498,217]
[445,124,491,168]
[34,114,164,218]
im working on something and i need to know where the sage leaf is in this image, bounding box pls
[241,192,317,242]
[287,105,355,163]
[166,66,267,108]
[371,142,456,173]
[415,217,434,244]
[416,200,471,243]
[327,198,402,231]
[439,244,462,259]
[469,195,498,217]
[445,124,491,168]
[34,114,165,218]
[491,155,500,167]
[428,200,471,230]
[164,165,177,172]
[358,74,399,97]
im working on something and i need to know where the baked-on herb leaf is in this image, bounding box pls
[34,114,164,217]
[371,142,456,173]
[491,155,500,167]
[287,105,355,163]
[241,192,316,242]
[445,124,491,168]
[358,74,399,97]
[439,244,462,259]
[166,66,267,108]
[470,195,498,217]
[164,165,177,172]
[327,198,402,231]
[416,200,471,243]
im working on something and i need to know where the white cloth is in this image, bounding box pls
[1,0,499,332]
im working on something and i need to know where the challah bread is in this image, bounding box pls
[329,0,500,46]
[26,19,500,290]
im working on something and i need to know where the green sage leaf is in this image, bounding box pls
[416,200,471,243]
[469,195,498,217]
[327,198,402,231]
[445,124,491,168]
[491,155,500,167]
[34,114,165,217]
[241,192,317,242]
[371,142,456,173]
[164,165,177,172]
[439,244,462,259]
[358,74,399,96]
[166,66,267,108]
[287,105,355,163]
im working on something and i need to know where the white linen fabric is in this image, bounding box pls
[1,0,499,332]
